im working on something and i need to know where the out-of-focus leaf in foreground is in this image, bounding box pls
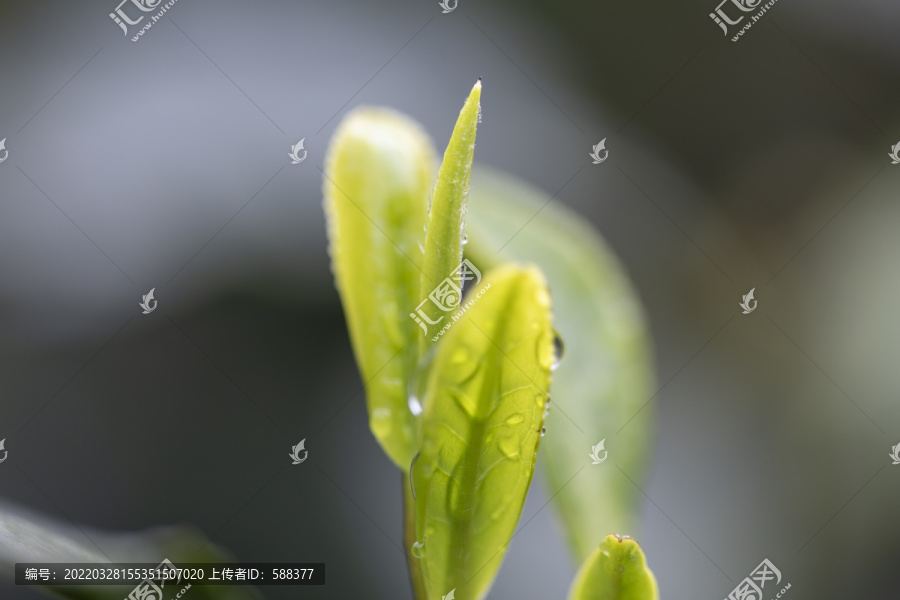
[410,264,555,600]
[567,535,658,600]
[323,107,436,468]
[465,167,654,560]
[418,79,481,348]
[0,502,261,600]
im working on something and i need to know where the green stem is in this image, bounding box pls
[403,472,427,600]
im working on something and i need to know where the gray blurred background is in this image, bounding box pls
[1,0,899,598]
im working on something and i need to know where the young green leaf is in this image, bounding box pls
[410,264,555,600]
[323,107,436,468]
[567,535,659,600]
[418,79,482,348]
[465,167,655,560]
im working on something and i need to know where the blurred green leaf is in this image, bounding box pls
[323,107,436,468]
[567,534,658,600]
[0,502,261,600]
[418,79,482,349]
[410,264,555,600]
[466,167,654,560]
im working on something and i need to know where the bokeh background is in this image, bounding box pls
[1,0,899,598]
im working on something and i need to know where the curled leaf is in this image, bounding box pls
[411,264,555,600]
[323,107,436,468]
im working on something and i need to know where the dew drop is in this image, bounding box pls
[551,333,565,371]
[505,414,525,426]
[499,436,520,459]
[418,241,425,254]
[407,346,438,417]
[452,390,477,417]
[541,426,546,437]
[461,234,469,246]
[450,347,470,366]
[411,540,426,558]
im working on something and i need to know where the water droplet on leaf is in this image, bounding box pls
[551,333,565,371]
[505,414,524,426]
[452,390,477,417]
[499,436,520,459]
[407,348,437,417]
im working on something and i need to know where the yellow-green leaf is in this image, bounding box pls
[418,79,482,348]
[323,107,436,468]
[567,535,659,600]
[410,264,555,600]
[466,167,655,560]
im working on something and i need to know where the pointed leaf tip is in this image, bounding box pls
[568,534,658,600]
[419,82,483,347]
